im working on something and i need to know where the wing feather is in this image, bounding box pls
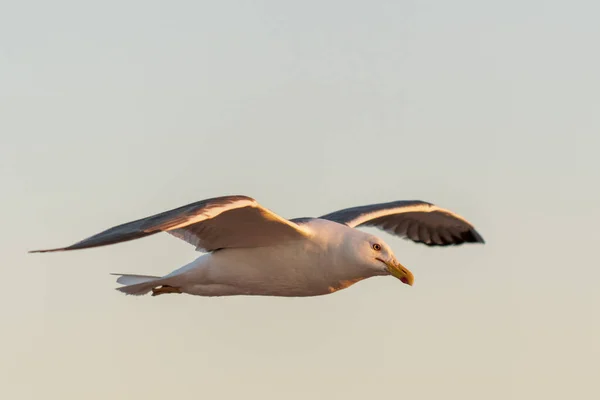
[29,195,309,253]
[319,200,484,247]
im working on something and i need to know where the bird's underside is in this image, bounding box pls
[29,194,485,297]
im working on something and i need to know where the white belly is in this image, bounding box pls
[166,230,369,297]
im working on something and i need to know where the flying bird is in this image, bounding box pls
[30,195,484,297]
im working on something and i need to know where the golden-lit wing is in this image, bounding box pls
[320,200,484,246]
[30,195,310,253]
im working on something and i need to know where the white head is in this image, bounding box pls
[346,231,414,286]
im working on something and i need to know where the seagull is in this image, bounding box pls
[30,195,484,297]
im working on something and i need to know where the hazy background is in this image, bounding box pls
[1,1,599,399]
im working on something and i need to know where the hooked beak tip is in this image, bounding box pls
[384,259,414,286]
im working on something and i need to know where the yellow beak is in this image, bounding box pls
[384,259,414,286]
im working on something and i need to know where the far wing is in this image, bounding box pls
[319,200,484,246]
[30,195,310,253]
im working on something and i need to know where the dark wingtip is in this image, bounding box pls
[28,247,68,254]
[417,227,485,247]
[450,227,485,246]
[468,228,486,244]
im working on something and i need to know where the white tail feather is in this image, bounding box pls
[112,273,162,296]
[113,274,160,286]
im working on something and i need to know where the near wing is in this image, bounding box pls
[319,200,484,246]
[30,195,310,253]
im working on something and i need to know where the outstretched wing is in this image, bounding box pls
[319,200,484,246]
[30,195,310,253]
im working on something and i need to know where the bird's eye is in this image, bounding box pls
[372,243,382,251]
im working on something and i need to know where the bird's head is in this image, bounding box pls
[353,234,414,286]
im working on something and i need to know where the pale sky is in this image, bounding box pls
[1,1,599,399]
